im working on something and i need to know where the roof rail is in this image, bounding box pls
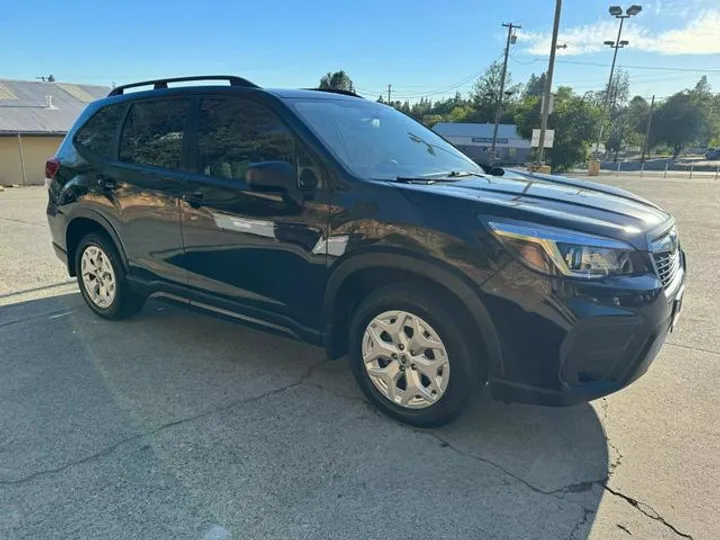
[108,75,259,96]
[308,88,364,99]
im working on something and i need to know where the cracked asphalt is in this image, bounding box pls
[1,180,718,539]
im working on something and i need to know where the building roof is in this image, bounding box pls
[433,122,525,140]
[0,79,109,135]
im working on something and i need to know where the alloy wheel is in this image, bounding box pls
[80,245,116,309]
[361,310,450,409]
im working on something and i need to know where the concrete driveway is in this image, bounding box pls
[1,181,717,539]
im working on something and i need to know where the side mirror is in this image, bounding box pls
[299,168,319,191]
[246,160,296,192]
[489,166,505,176]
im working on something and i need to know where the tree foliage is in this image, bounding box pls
[318,71,355,92]
[524,73,546,98]
[465,60,522,123]
[514,87,600,172]
[651,91,706,158]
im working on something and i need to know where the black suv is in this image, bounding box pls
[46,75,686,427]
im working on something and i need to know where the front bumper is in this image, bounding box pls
[484,253,686,406]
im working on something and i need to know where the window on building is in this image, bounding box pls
[75,104,126,159]
[119,99,190,170]
[197,97,295,182]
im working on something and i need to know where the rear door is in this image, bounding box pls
[178,95,331,333]
[110,97,192,286]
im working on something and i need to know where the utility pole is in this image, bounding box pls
[641,94,655,162]
[387,84,392,104]
[537,0,562,164]
[491,22,520,161]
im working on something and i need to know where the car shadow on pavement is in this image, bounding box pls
[1,293,607,540]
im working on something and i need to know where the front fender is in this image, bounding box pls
[322,249,505,378]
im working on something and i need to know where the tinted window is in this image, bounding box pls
[119,99,190,170]
[75,104,125,158]
[293,99,480,180]
[197,98,294,182]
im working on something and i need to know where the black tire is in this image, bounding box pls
[75,232,145,320]
[348,284,484,427]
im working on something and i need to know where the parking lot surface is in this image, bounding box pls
[1,178,718,539]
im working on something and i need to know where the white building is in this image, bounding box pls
[433,122,531,165]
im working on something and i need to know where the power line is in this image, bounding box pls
[358,53,507,100]
[388,72,482,99]
[510,54,720,73]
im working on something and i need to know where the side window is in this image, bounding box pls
[119,99,190,170]
[74,103,125,158]
[197,98,296,183]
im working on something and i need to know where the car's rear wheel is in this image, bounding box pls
[348,284,482,427]
[75,233,145,320]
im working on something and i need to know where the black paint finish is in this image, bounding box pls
[46,85,686,408]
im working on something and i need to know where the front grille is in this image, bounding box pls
[653,250,681,288]
[650,226,681,291]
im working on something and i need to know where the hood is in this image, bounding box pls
[394,170,670,249]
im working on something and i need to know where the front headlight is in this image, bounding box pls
[488,221,646,278]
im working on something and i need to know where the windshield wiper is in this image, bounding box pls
[445,170,491,179]
[392,176,461,184]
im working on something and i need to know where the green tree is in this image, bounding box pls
[410,97,433,120]
[690,76,719,146]
[448,105,473,122]
[523,73,546,98]
[651,92,705,158]
[318,71,355,92]
[626,96,649,134]
[594,69,630,111]
[550,89,601,171]
[467,60,521,123]
[421,114,444,128]
[515,87,600,172]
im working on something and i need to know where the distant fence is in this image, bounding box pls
[596,158,720,179]
[609,161,720,179]
[572,162,720,180]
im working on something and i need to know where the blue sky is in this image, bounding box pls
[3,0,719,101]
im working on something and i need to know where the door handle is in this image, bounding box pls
[96,175,116,189]
[182,191,204,208]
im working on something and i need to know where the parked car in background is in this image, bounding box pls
[705,148,720,160]
[46,75,686,427]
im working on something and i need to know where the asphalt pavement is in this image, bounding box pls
[1,180,718,540]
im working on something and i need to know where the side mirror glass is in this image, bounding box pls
[299,168,319,191]
[246,161,296,192]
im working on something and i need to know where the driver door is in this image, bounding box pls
[178,95,330,332]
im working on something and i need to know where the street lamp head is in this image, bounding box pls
[620,40,630,46]
[604,40,615,46]
[609,5,623,16]
[626,4,642,16]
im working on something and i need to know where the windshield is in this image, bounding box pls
[293,98,482,180]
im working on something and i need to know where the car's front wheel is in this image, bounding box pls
[348,284,483,427]
[75,233,145,320]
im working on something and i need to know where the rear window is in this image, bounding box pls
[119,98,190,171]
[74,103,126,158]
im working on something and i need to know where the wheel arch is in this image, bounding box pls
[65,210,129,277]
[322,251,504,378]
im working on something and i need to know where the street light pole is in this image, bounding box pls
[491,22,520,161]
[537,0,563,164]
[594,5,642,157]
